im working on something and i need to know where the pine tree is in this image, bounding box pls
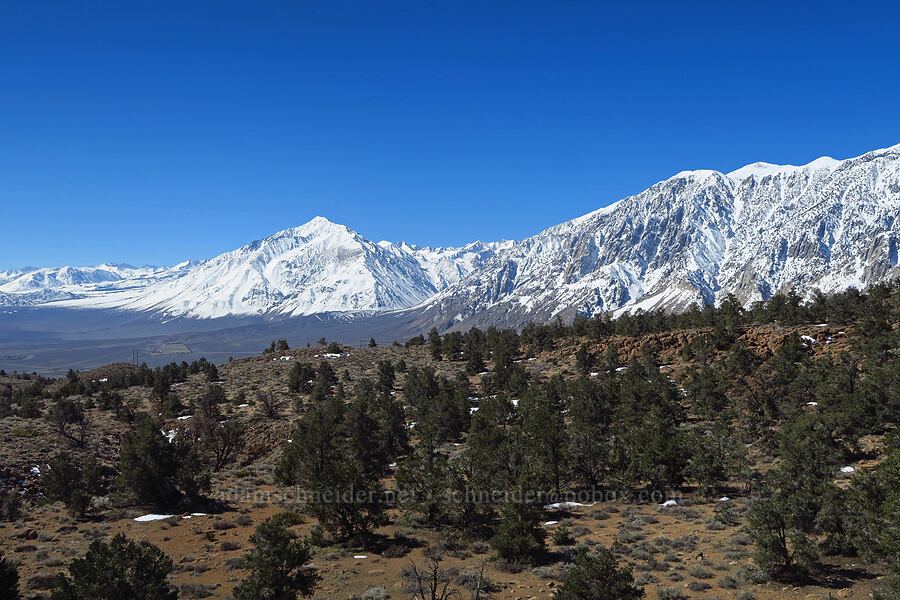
[51,534,177,600]
[575,342,596,376]
[42,452,105,517]
[233,513,318,600]
[489,502,545,565]
[0,551,20,600]
[275,394,386,543]
[567,375,613,488]
[118,417,209,508]
[519,376,568,496]
[428,327,443,361]
[553,547,644,600]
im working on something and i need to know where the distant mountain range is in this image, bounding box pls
[3,142,899,332]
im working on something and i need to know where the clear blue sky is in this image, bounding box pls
[2,1,898,269]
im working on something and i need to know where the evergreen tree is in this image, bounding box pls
[686,422,748,495]
[288,363,316,394]
[844,450,900,570]
[553,547,644,600]
[344,387,390,477]
[42,452,105,517]
[747,415,844,577]
[0,551,20,600]
[464,395,523,495]
[51,534,176,600]
[567,375,614,488]
[428,327,443,361]
[47,398,90,447]
[442,331,463,359]
[489,502,545,565]
[575,342,596,376]
[375,360,395,396]
[610,354,687,492]
[233,513,318,600]
[118,417,209,508]
[519,376,568,495]
[395,443,452,527]
[464,338,486,375]
[682,363,727,418]
[275,395,386,543]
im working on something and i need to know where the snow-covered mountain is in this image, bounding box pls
[417,142,900,329]
[3,142,899,327]
[39,217,500,319]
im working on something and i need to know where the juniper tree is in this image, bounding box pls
[48,398,90,447]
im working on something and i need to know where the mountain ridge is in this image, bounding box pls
[3,142,899,327]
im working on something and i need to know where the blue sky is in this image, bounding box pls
[1,1,898,269]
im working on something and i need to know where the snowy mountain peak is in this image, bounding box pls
[290,215,349,236]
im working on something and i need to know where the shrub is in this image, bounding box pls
[872,576,900,600]
[50,533,176,600]
[717,574,740,589]
[494,558,525,573]
[551,524,576,546]
[361,588,387,600]
[532,565,557,579]
[382,543,410,558]
[687,581,712,592]
[656,586,687,600]
[179,583,214,598]
[28,573,60,590]
[0,490,23,521]
[687,565,713,579]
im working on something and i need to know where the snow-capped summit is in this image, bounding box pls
[3,142,899,327]
[53,216,448,319]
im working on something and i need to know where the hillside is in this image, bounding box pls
[1,282,898,599]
